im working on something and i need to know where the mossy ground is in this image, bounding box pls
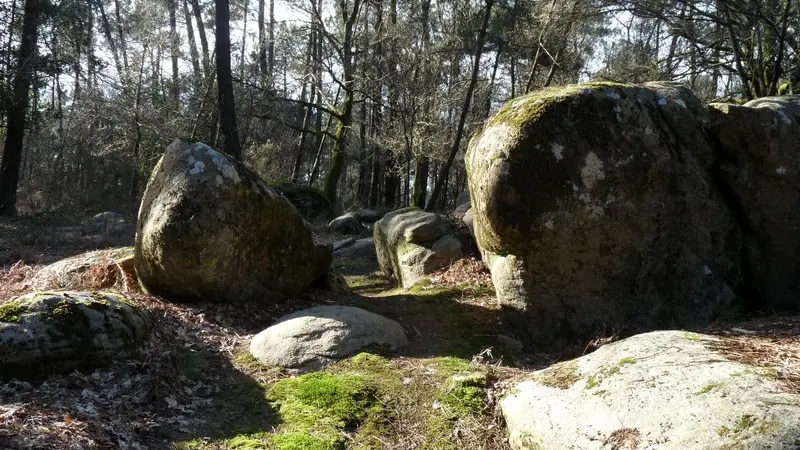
[176,352,502,450]
[172,262,513,450]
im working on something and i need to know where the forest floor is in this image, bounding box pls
[0,214,799,450]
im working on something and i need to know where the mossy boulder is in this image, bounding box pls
[0,291,152,379]
[501,330,800,449]
[135,140,332,304]
[708,96,800,312]
[466,82,743,345]
[374,207,466,288]
[272,182,333,223]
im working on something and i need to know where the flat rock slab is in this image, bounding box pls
[30,247,135,290]
[0,291,152,379]
[249,305,407,373]
[501,330,800,450]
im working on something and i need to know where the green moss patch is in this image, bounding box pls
[0,301,28,323]
[267,372,375,449]
[695,382,724,395]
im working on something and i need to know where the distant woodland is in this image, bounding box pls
[0,0,797,216]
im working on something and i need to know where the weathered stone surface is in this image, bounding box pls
[249,305,407,373]
[327,213,366,235]
[501,330,800,450]
[462,208,474,237]
[709,96,800,312]
[466,83,742,345]
[455,191,471,215]
[374,208,464,288]
[334,237,377,263]
[0,291,152,379]
[271,182,333,223]
[456,190,471,207]
[92,211,127,234]
[31,247,135,290]
[135,140,331,303]
[352,209,386,224]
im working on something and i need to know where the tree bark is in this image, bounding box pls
[215,0,242,159]
[290,32,314,183]
[183,0,202,85]
[190,0,210,74]
[169,0,180,107]
[268,0,275,80]
[258,0,267,76]
[425,0,494,211]
[0,0,43,215]
[323,0,363,208]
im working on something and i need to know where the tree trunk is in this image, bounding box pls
[383,0,400,208]
[114,0,129,71]
[425,0,494,211]
[96,0,124,78]
[290,33,314,183]
[240,0,249,79]
[0,0,42,215]
[322,0,363,208]
[169,0,180,107]
[268,0,275,80]
[258,0,267,76]
[412,0,432,208]
[215,0,242,159]
[190,0,210,74]
[183,0,202,86]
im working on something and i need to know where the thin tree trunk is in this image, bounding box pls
[114,0,129,71]
[131,47,147,201]
[412,0,431,208]
[240,0,248,79]
[383,0,399,208]
[183,0,202,86]
[309,87,340,185]
[268,0,275,79]
[290,34,313,182]
[258,0,267,76]
[425,0,494,211]
[0,0,42,215]
[323,0,363,207]
[215,0,242,159]
[169,0,180,107]
[96,0,124,79]
[191,0,210,74]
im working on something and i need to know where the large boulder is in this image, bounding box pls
[92,211,128,235]
[374,207,465,288]
[501,330,800,450]
[249,305,407,373]
[466,83,742,345]
[135,140,332,303]
[272,182,333,223]
[708,96,800,312]
[30,247,136,291]
[327,213,366,235]
[0,291,152,379]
